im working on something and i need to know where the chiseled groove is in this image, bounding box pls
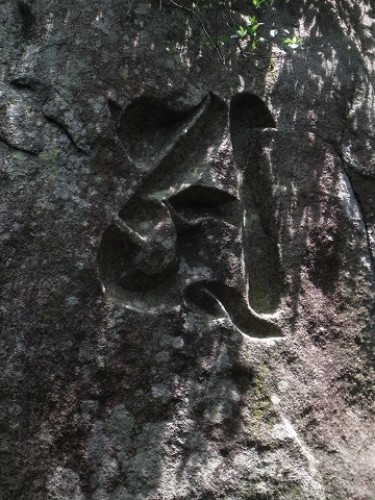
[0,135,39,156]
[183,281,283,340]
[42,112,87,154]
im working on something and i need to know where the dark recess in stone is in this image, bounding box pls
[230,93,276,131]
[230,93,284,313]
[97,219,177,293]
[107,98,123,126]
[169,185,236,208]
[10,76,48,93]
[230,92,276,168]
[116,95,205,159]
[168,185,239,225]
[18,1,36,41]
[136,94,226,194]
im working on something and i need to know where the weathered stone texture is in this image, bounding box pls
[0,1,374,499]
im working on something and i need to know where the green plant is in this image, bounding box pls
[232,15,265,50]
[217,34,230,46]
[283,33,302,49]
[160,0,303,64]
[252,0,269,8]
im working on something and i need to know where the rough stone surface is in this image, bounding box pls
[0,1,374,499]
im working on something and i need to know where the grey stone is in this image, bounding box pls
[0,0,374,499]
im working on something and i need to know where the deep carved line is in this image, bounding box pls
[309,130,375,273]
[0,135,39,156]
[98,92,282,339]
[43,113,87,154]
[339,158,375,272]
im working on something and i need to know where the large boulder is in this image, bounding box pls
[0,1,374,498]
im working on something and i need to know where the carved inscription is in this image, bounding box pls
[98,93,282,339]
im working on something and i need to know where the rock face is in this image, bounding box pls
[0,1,374,499]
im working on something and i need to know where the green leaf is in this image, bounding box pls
[218,35,229,45]
[236,25,248,38]
[283,34,302,49]
[252,0,267,8]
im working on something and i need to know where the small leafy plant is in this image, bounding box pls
[283,33,303,49]
[232,15,265,50]
[252,0,269,8]
[161,0,303,63]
